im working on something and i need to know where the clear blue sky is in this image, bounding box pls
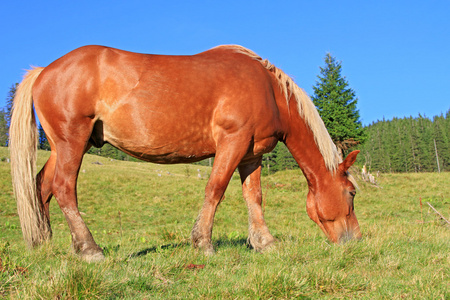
[1,1,449,125]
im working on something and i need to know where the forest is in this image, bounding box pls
[358,112,449,173]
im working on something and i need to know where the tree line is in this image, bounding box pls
[357,112,449,173]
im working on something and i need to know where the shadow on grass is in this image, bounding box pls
[215,237,249,249]
[128,242,190,258]
[127,237,250,258]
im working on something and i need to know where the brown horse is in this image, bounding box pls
[10,45,361,262]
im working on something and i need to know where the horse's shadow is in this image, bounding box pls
[126,237,249,259]
[128,242,189,258]
[215,237,249,249]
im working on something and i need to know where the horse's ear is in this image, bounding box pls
[339,150,360,173]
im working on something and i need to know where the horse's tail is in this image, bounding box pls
[9,67,51,248]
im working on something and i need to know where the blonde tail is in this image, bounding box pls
[9,67,51,248]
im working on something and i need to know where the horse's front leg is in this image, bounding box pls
[238,158,275,252]
[191,136,249,255]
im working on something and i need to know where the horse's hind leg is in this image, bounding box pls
[238,158,275,252]
[52,134,103,262]
[35,150,57,234]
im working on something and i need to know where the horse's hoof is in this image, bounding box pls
[192,240,215,256]
[82,251,105,263]
[75,244,105,262]
[203,246,215,256]
[247,235,277,253]
[259,240,277,253]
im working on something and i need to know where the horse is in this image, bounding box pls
[10,45,361,262]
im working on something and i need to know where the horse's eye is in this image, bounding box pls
[349,191,356,197]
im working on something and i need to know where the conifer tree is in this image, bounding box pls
[38,124,50,150]
[0,109,7,146]
[312,53,365,157]
[6,84,17,130]
[433,113,449,171]
[262,143,298,175]
[273,143,298,171]
[2,84,18,146]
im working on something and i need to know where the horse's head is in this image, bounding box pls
[306,150,362,243]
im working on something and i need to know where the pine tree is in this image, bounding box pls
[262,143,298,175]
[6,84,17,130]
[416,115,434,171]
[0,109,7,146]
[312,53,366,157]
[1,84,18,146]
[274,143,298,171]
[381,119,395,172]
[433,114,449,172]
[407,116,420,172]
[38,124,50,150]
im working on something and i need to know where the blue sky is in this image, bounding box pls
[1,1,449,125]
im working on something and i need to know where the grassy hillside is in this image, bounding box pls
[0,147,448,299]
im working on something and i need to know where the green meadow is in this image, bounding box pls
[0,147,448,299]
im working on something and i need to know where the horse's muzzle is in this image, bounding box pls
[338,228,362,244]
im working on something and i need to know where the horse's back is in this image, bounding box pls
[32,46,281,162]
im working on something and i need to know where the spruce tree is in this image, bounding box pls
[0,84,18,147]
[0,109,7,146]
[273,143,298,171]
[262,143,298,175]
[38,124,51,150]
[6,84,17,130]
[433,114,448,172]
[312,53,366,157]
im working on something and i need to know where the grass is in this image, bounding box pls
[0,146,449,299]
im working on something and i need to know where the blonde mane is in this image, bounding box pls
[214,45,341,172]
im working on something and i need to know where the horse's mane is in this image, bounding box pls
[213,45,341,172]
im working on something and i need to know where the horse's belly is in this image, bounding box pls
[103,122,216,163]
[134,149,215,164]
[133,138,216,164]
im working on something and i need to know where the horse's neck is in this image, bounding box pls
[283,105,331,189]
